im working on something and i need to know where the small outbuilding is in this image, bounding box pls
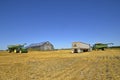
[72,42,91,53]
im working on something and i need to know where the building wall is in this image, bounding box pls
[40,43,54,50]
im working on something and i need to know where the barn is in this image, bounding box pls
[27,41,54,51]
[72,42,92,53]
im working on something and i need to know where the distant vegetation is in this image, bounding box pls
[110,46,120,48]
[109,46,120,50]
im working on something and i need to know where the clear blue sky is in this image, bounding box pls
[0,0,120,50]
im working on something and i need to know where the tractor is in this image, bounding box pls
[93,43,113,51]
[7,44,28,53]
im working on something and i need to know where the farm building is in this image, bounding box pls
[72,42,92,53]
[27,41,54,51]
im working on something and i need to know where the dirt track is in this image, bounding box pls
[0,49,120,80]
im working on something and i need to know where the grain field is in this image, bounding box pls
[0,49,120,80]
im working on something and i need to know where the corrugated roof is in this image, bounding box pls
[26,41,50,48]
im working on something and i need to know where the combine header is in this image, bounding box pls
[7,43,28,53]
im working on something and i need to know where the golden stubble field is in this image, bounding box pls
[0,49,120,80]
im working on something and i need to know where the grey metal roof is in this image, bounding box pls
[26,41,50,48]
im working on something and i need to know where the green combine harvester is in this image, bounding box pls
[7,44,28,53]
[93,43,113,51]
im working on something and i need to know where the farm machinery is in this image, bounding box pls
[93,43,113,51]
[7,44,28,53]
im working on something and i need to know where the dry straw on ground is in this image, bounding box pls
[0,49,120,80]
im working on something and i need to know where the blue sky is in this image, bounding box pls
[0,0,120,50]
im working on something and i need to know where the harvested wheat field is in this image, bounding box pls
[0,49,120,80]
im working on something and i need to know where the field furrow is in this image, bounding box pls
[0,49,120,80]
